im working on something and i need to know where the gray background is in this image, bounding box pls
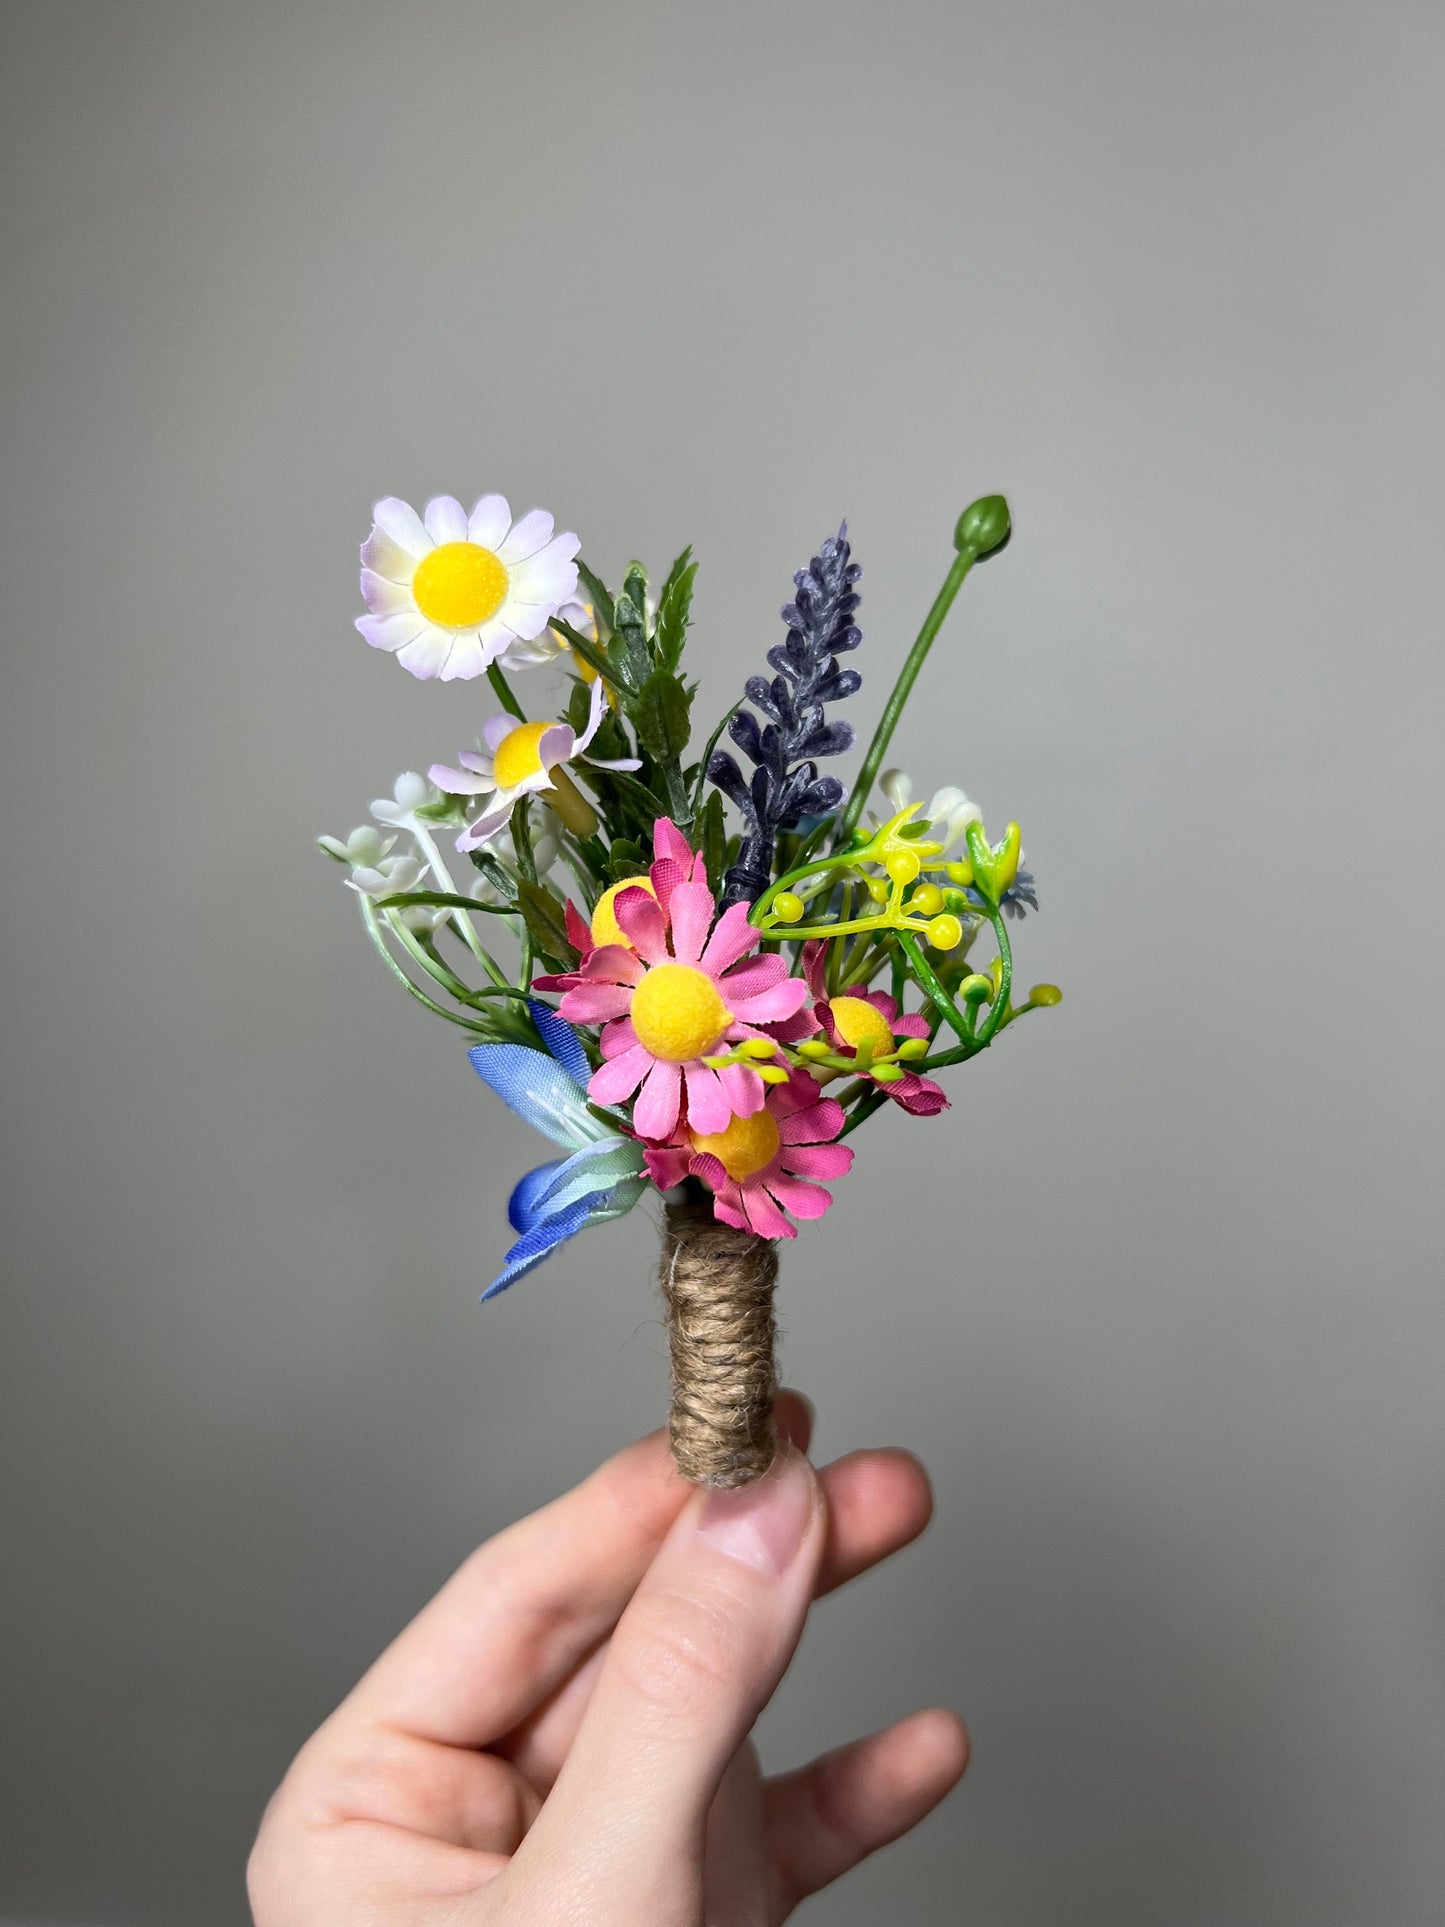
[2,1,1442,1922]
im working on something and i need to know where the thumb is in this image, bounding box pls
[516,1446,824,1907]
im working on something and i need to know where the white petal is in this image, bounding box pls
[424,495,468,544]
[429,760,496,796]
[360,527,419,584]
[500,600,555,642]
[439,632,487,681]
[359,568,417,617]
[572,677,608,754]
[372,497,431,558]
[468,494,511,547]
[880,769,913,811]
[356,611,426,654]
[395,626,453,680]
[482,714,515,750]
[498,628,564,669]
[497,508,556,564]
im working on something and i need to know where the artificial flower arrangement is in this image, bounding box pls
[322,490,1059,1484]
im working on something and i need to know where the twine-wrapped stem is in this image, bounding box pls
[660,1181,778,1486]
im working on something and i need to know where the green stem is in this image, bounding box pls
[897,932,974,1049]
[974,912,1013,1046]
[358,897,491,1034]
[835,546,978,847]
[487,662,527,721]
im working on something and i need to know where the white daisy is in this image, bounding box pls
[429,679,640,850]
[880,768,983,855]
[357,494,581,682]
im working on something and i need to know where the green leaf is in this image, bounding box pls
[697,789,726,891]
[607,838,650,881]
[517,878,579,971]
[375,890,517,915]
[631,669,694,762]
[689,698,742,812]
[653,546,696,673]
[609,589,651,690]
[550,615,630,693]
[565,677,592,733]
[576,560,615,632]
[622,562,649,627]
[467,850,519,906]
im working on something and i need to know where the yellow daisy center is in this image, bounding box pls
[631,963,730,1064]
[591,875,657,949]
[411,542,509,630]
[689,1109,781,1182]
[830,996,895,1055]
[491,721,553,790]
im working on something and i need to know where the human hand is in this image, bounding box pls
[248,1391,968,1923]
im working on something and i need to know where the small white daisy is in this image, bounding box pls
[357,495,581,682]
[429,680,640,850]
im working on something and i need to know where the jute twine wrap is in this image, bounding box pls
[660,1183,779,1487]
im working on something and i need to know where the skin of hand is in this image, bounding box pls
[247,1391,968,1924]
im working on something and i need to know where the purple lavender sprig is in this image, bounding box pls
[708,524,863,907]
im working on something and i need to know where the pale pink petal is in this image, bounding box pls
[718,1061,765,1118]
[765,1173,834,1221]
[683,1063,733,1135]
[559,981,633,1024]
[587,1043,651,1106]
[428,760,495,796]
[497,508,555,563]
[779,1142,853,1183]
[468,494,510,547]
[482,714,516,750]
[615,890,670,965]
[666,880,716,966]
[738,1180,795,1240]
[701,902,759,973]
[355,611,425,654]
[633,1060,682,1140]
[360,526,419,584]
[537,723,576,772]
[424,495,468,544]
[455,799,514,848]
[372,497,430,558]
[359,568,415,617]
[729,978,811,1025]
[716,953,788,1000]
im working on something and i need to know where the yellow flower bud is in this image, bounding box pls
[926,914,964,951]
[908,882,944,917]
[772,890,805,923]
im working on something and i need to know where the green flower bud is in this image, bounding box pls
[953,494,1011,559]
[958,974,993,1005]
[1028,983,1063,1008]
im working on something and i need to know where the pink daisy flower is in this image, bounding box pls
[802,940,949,1118]
[534,820,816,1142]
[642,1068,854,1240]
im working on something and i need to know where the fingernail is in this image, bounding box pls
[696,1448,813,1577]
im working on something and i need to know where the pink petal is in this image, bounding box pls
[645,1140,691,1187]
[648,855,689,916]
[696,1160,737,1208]
[564,901,593,956]
[587,1044,651,1106]
[683,1063,733,1135]
[599,1016,638,1058]
[778,1094,846,1144]
[582,945,645,986]
[615,889,670,965]
[758,1006,822,1045]
[633,1060,682,1140]
[715,953,788,1000]
[801,939,828,1001]
[530,969,581,994]
[653,819,693,867]
[779,1141,853,1182]
[729,977,811,1025]
[701,901,759,973]
[865,989,900,1023]
[718,1061,765,1118]
[892,1014,931,1040]
[666,879,716,966]
[765,1172,835,1221]
[889,1074,950,1117]
[738,1180,795,1240]
[559,981,633,1024]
